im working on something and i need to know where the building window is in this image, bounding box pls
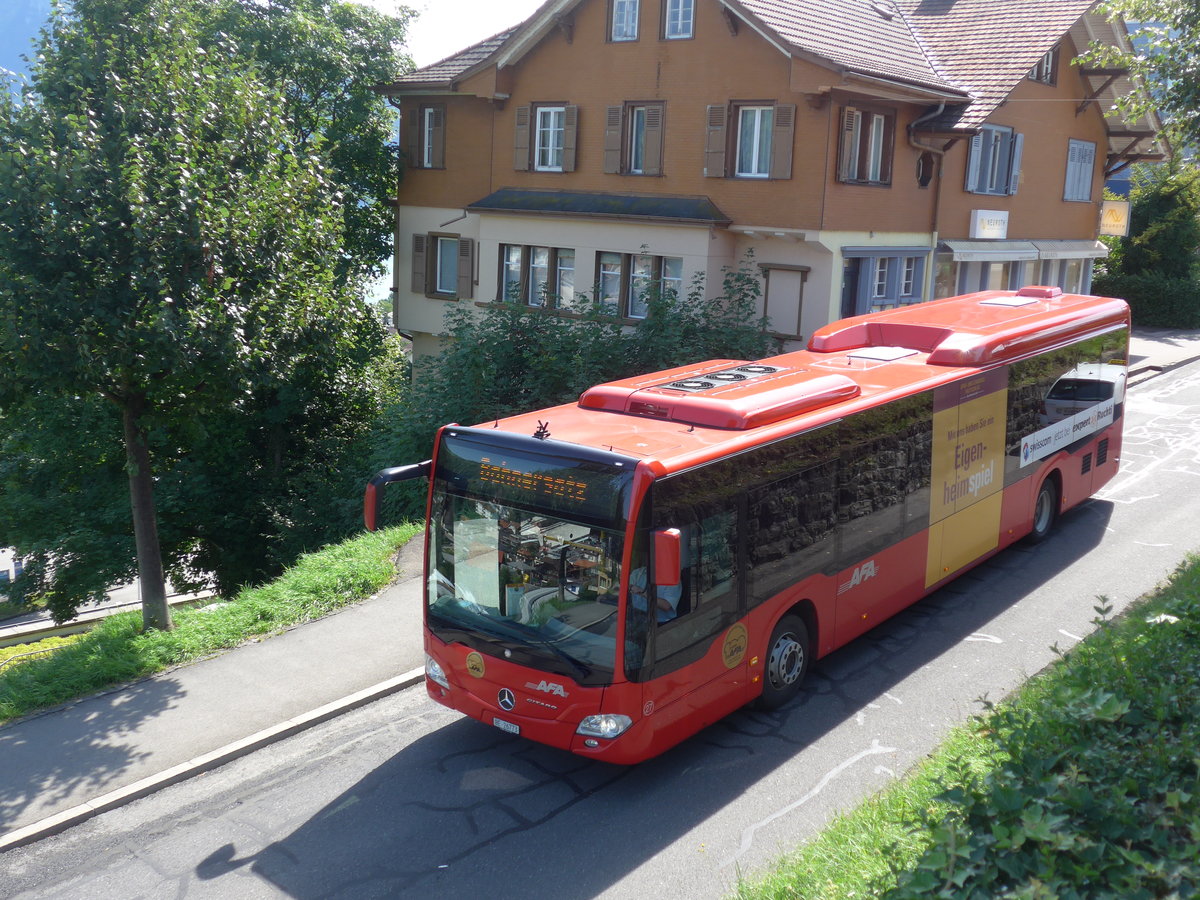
[736,106,773,178]
[411,233,474,300]
[705,103,794,179]
[407,104,444,169]
[612,0,638,41]
[838,106,894,185]
[498,245,576,307]
[604,102,665,175]
[514,105,578,172]
[663,0,693,38]
[966,125,1023,195]
[842,249,927,315]
[536,106,566,171]
[902,257,917,296]
[435,237,459,295]
[597,251,684,318]
[556,249,576,304]
[1029,44,1058,84]
[872,258,889,300]
[1064,139,1097,202]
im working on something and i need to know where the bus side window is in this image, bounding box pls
[747,462,838,605]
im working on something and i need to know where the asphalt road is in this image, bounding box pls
[5,362,1200,900]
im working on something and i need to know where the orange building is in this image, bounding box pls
[376,0,1162,361]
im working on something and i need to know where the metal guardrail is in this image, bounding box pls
[0,594,213,650]
[0,642,70,673]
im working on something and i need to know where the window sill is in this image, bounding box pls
[424,292,459,301]
[838,179,892,188]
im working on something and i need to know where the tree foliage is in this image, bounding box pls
[1093,0,1200,147]
[373,259,780,522]
[0,0,410,625]
[1092,161,1200,326]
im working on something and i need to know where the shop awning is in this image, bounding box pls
[1031,240,1109,260]
[466,189,730,226]
[941,240,1039,262]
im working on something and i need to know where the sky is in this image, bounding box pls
[401,0,542,68]
[0,0,545,76]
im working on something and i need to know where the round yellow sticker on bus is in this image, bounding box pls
[465,651,486,678]
[722,624,748,669]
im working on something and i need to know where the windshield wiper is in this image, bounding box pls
[434,601,593,680]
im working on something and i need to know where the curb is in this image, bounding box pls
[0,666,426,853]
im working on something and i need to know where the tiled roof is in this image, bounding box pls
[391,0,1106,131]
[733,0,959,94]
[896,0,1101,130]
[394,27,518,86]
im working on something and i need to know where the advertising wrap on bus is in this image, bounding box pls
[366,287,1131,763]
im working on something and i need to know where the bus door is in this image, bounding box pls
[638,502,749,736]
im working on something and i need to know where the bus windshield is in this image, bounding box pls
[425,430,636,685]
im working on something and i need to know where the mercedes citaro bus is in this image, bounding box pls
[366,287,1129,764]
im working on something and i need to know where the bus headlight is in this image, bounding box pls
[576,714,633,739]
[425,655,449,689]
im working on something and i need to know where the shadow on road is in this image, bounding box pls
[197,501,1114,899]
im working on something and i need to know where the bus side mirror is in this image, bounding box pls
[364,461,431,531]
[653,528,682,587]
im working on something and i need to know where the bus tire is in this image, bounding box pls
[1027,478,1058,544]
[757,615,810,710]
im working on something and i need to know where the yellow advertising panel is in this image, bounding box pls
[927,370,1008,587]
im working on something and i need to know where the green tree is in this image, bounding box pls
[0,0,381,627]
[1092,161,1200,326]
[206,0,414,282]
[1093,0,1200,147]
[1105,161,1200,279]
[375,258,778,522]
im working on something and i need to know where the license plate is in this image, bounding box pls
[492,717,520,735]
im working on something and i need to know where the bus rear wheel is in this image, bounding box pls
[1027,478,1059,544]
[758,615,810,710]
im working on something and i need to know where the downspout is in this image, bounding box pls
[908,102,946,303]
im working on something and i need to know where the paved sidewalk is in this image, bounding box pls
[0,539,428,849]
[2,325,1200,851]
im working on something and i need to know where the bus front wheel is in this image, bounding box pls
[758,615,810,710]
[1028,478,1059,544]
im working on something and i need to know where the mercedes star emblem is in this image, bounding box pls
[498,688,516,711]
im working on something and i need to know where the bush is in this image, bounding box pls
[1091,271,1200,329]
[370,255,780,521]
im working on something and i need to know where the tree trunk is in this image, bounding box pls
[122,395,173,631]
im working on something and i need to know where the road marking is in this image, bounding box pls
[722,739,896,868]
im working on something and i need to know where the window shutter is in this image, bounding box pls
[643,104,664,176]
[838,107,859,181]
[770,103,795,180]
[704,104,727,177]
[429,106,445,168]
[457,238,474,299]
[879,114,895,184]
[1006,132,1024,195]
[404,109,421,170]
[603,105,623,173]
[965,133,983,193]
[411,233,428,293]
[1079,141,1096,200]
[561,105,579,172]
[513,106,530,171]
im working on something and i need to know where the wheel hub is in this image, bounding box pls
[768,633,804,689]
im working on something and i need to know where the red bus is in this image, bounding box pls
[366,287,1129,764]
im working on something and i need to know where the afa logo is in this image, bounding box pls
[837,560,878,595]
[1022,440,1032,463]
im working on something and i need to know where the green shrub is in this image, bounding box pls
[1092,271,1200,329]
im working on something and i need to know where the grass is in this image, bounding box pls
[736,555,1200,900]
[0,634,83,669]
[0,524,421,724]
